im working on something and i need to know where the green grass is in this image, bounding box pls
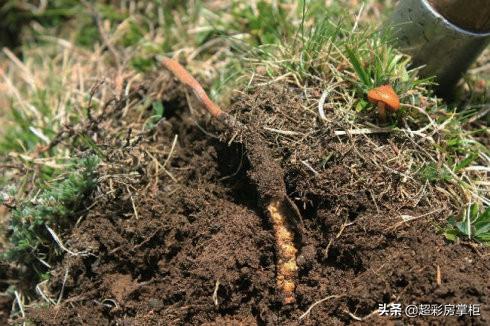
[419,163,453,183]
[445,204,490,245]
[144,101,166,130]
[0,90,61,154]
[1,155,99,273]
[204,2,430,119]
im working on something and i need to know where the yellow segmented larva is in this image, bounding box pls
[267,200,299,304]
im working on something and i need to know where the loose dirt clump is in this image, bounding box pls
[0,293,12,326]
[26,78,489,325]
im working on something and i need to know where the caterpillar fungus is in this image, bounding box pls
[161,57,299,305]
[267,200,298,304]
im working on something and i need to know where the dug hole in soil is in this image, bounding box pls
[23,73,489,325]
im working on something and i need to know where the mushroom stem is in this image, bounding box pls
[377,102,386,122]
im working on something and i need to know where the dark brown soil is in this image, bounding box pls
[26,80,489,325]
[0,253,13,325]
[0,294,11,326]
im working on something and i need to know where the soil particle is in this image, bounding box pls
[105,274,139,303]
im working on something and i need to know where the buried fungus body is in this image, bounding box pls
[161,57,300,305]
[267,200,299,305]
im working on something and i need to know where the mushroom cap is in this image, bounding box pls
[367,85,400,111]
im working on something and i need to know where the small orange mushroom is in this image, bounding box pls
[367,85,400,121]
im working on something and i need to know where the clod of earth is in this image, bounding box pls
[161,57,301,305]
[367,84,400,121]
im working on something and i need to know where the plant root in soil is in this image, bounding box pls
[161,57,301,305]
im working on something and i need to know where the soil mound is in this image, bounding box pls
[28,81,489,325]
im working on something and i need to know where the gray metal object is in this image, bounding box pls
[389,0,490,94]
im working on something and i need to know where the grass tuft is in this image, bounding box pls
[1,155,99,270]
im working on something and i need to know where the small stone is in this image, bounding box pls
[148,298,164,310]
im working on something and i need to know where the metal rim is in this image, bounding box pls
[421,0,490,37]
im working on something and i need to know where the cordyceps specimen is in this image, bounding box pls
[161,57,301,305]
